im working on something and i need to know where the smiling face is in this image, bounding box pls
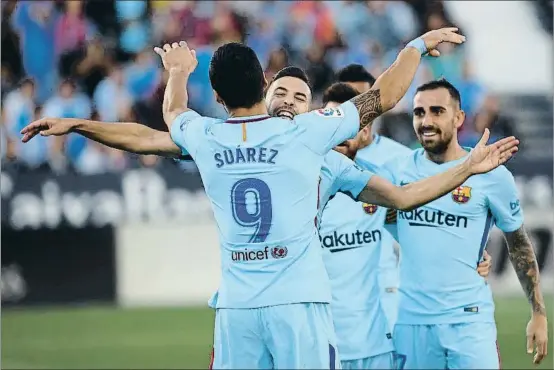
[265,76,312,119]
[413,87,465,155]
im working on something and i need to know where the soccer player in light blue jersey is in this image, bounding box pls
[335,68,411,331]
[318,81,493,370]
[149,33,473,369]
[22,30,518,369]
[382,79,549,369]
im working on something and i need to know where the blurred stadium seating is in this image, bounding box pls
[1,0,552,369]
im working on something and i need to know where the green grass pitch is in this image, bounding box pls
[2,296,552,369]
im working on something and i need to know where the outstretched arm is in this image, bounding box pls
[357,130,518,210]
[357,162,472,211]
[21,118,183,158]
[350,27,465,130]
[154,42,198,129]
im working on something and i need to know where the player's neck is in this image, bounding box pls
[359,134,374,150]
[425,142,468,164]
[227,102,268,118]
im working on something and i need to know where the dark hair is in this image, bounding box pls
[415,79,462,108]
[336,64,376,86]
[18,77,35,88]
[271,66,311,90]
[322,82,359,106]
[209,42,265,109]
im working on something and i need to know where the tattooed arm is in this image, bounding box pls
[350,27,466,131]
[349,47,420,130]
[504,226,546,315]
[504,226,548,364]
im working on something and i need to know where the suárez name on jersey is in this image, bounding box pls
[398,208,468,228]
[214,147,279,168]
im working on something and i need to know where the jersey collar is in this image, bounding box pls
[225,114,271,124]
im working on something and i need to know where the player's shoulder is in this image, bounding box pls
[294,102,353,123]
[479,164,515,184]
[324,150,354,172]
[378,135,412,155]
[383,147,420,170]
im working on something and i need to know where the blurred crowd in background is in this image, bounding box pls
[1,0,550,175]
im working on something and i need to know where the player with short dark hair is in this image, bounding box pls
[208,43,266,109]
[337,64,376,94]
[22,29,516,369]
[322,83,359,107]
[269,69,495,370]
[272,65,312,88]
[383,79,548,369]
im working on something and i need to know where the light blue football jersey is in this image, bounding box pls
[316,150,374,226]
[382,148,524,324]
[170,102,360,308]
[355,136,412,297]
[318,135,410,360]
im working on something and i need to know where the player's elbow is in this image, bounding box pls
[163,108,189,129]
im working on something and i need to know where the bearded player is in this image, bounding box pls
[22,71,503,370]
[382,79,548,369]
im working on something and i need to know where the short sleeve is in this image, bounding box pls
[169,110,203,158]
[334,154,374,199]
[487,168,524,233]
[295,100,360,155]
[374,158,399,184]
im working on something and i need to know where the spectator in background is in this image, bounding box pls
[264,48,289,82]
[3,78,50,171]
[73,38,114,97]
[42,79,92,173]
[459,95,518,148]
[364,1,403,55]
[243,1,289,66]
[336,64,376,93]
[423,11,466,87]
[55,0,95,57]
[211,2,248,44]
[11,1,58,103]
[305,43,335,100]
[124,49,161,102]
[93,66,133,122]
[456,60,487,119]
[116,0,150,56]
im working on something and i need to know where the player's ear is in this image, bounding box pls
[214,90,223,105]
[454,109,465,129]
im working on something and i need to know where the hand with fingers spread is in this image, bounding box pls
[154,41,198,74]
[465,128,519,175]
[526,313,548,364]
[20,118,75,143]
[420,27,466,57]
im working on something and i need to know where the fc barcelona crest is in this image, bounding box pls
[452,186,472,204]
[362,203,378,214]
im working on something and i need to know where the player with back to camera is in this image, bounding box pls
[23,65,498,370]
[382,79,549,369]
[21,29,518,369]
